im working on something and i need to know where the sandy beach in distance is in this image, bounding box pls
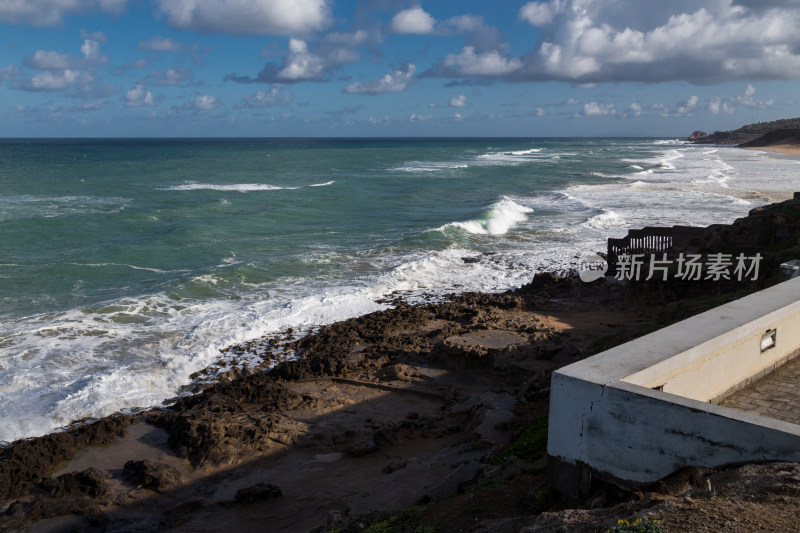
[742,144,800,157]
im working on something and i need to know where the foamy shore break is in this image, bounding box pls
[4,194,800,531]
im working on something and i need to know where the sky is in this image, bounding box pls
[1,0,800,137]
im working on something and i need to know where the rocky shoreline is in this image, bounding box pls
[4,198,800,532]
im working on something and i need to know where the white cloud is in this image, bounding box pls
[184,95,221,111]
[534,107,545,116]
[731,83,774,108]
[706,84,774,114]
[28,70,94,91]
[25,50,73,70]
[276,39,326,80]
[390,7,436,34]
[409,113,432,122]
[81,39,103,62]
[140,67,193,86]
[436,15,506,56]
[24,39,106,71]
[0,65,19,82]
[227,31,373,84]
[319,29,371,63]
[708,96,735,114]
[344,63,416,95]
[80,29,107,42]
[512,0,800,83]
[449,94,468,107]
[16,38,106,93]
[440,46,522,76]
[156,0,330,35]
[565,97,581,105]
[645,94,700,117]
[658,94,699,117]
[439,14,482,33]
[138,36,195,53]
[113,58,151,74]
[579,101,615,117]
[518,2,554,26]
[73,99,104,111]
[628,102,643,116]
[123,84,155,107]
[236,86,291,108]
[0,0,126,26]
[97,0,125,14]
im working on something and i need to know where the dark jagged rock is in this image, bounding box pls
[233,483,282,504]
[0,468,111,531]
[703,195,800,255]
[35,467,109,499]
[688,130,707,141]
[121,459,182,492]
[0,416,129,502]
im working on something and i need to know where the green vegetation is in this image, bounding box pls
[607,518,669,533]
[520,486,557,513]
[493,415,548,464]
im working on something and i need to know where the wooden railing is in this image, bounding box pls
[607,225,705,267]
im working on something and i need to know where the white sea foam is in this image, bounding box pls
[476,150,548,165]
[0,243,547,443]
[584,210,625,231]
[392,147,547,171]
[67,262,189,274]
[0,195,129,222]
[389,161,470,172]
[0,281,392,442]
[165,181,335,192]
[444,197,533,235]
[166,183,291,192]
[4,141,800,445]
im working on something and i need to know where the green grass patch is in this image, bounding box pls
[493,415,548,464]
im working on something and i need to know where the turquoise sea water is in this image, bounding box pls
[1,137,799,442]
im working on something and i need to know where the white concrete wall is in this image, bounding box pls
[622,297,800,402]
[548,277,800,488]
[550,377,800,486]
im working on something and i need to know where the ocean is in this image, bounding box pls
[1,137,799,443]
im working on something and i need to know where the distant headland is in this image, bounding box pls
[687,117,800,147]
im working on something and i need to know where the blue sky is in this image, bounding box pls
[1,0,799,137]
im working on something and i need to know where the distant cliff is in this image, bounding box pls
[687,117,800,145]
[739,128,800,148]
